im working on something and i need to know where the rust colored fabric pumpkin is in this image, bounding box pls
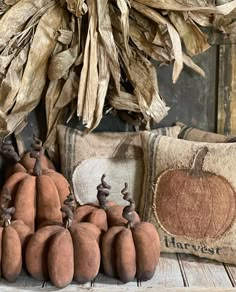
[71,175,140,232]
[101,185,160,283]
[0,137,55,177]
[0,193,32,282]
[25,206,101,288]
[154,147,236,239]
[1,151,70,232]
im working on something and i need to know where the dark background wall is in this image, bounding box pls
[156,46,218,132]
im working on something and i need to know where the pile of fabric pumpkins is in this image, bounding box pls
[0,137,160,288]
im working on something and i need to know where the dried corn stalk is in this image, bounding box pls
[0,0,54,50]
[0,3,65,137]
[77,0,98,128]
[132,1,183,83]
[0,0,235,158]
[169,12,210,56]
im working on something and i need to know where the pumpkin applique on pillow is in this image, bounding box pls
[140,131,236,264]
[56,125,181,209]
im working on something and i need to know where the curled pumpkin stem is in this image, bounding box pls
[60,206,73,228]
[31,135,44,153]
[190,146,208,176]
[121,182,136,228]
[30,151,42,176]
[97,174,111,210]
[0,140,21,162]
[63,187,78,211]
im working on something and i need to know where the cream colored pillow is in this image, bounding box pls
[57,125,181,208]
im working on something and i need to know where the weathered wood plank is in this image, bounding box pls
[140,253,184,288]
[224,264,236,287]
[0,269,43,288]
[0,286,236,292]
[93,273,138,288]
[178,254,232,288]
[44,280,92,289]
[93,273,121,287]
[94,254,184,288]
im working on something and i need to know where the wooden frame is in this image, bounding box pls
[212,32,236,135]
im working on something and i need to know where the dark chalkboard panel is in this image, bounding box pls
[156,46,218,132]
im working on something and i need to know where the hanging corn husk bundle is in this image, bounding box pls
[0,0,235,160]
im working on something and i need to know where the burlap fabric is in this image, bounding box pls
[177,122,236,142]
[57,125,181,208]
[140,131,236,264]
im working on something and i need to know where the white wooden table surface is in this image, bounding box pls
[1,253,236,292]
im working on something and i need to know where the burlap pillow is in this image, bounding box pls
[177,122,236,142]
[140,131,236,264]
[57,125,181,208]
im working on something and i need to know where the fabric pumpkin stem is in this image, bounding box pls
[190,146,208,176]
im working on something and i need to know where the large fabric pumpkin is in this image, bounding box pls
[0,137,55,176]
[1,151,70,232]
[0,192,32,282]
[25,206,101,288]
[101,186,160,283]
[154,146,236,239]
[71,175,140,232]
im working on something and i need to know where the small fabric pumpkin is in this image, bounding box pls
[0,136,55,176]
[154,146,236,239]
[0,192,32,282]
[101,185,160,283]
[25,206,101,288]
[70,175,140,232]
[1,151,70,232]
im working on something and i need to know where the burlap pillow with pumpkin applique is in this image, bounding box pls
[140,131,236,264]
[56,125,181,209]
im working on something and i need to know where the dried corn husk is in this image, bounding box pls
[44,67,80,160]
[44,13,80,147]
[182,53,205,77]
[0,4,65,136]
[129,21,172,62]
[115,30,169,123]
[57,29,73,44]
[0,0,54,50]
[169,11,210,56]
[66,0,88,16]
[188,11,213,27]
[77,0,98,128]
[0,44,29,113]
[96,0,120,94]
[0,0,20,16]
[213,10,236,33]
[134,0,236,14]
[86,42,110,132]
[0,0,235,158]
[110,6,171,62]
[108,90,140,112]
[48,15,79,80]
[113,0,130,55]
[132,1,183,83]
